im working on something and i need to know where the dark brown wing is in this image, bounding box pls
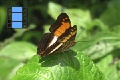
[40,25,77,57]
[37,33,54,55]
[49,13,71,37]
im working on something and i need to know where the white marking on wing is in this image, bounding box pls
[49,43,63,54]
[48,36,58,47]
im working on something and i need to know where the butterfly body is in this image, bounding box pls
[37,13,77,57]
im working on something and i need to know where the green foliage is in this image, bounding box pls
[0,0,120,80]
[0,7,6,32]
[0,57,20,80]
[0,42,36,80]
[11,50,105,80]
[97,55,118,80]
[100,0,120,27]
[0,42,36,60]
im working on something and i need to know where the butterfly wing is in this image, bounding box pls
[37,13,77,57]
[49,13,71,37]
[37,33,54,55]
[41,25,77,57]
[55,25,77,52]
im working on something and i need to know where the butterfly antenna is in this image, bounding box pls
[76,27,85,42]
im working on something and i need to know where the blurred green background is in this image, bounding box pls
[0,0,120,80]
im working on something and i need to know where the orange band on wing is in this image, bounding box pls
[54,22,70,37]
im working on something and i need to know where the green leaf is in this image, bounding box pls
[0,41,36,60]
[0,41,36,80]
[0,7,6,32]
[11,50,105,80]
[73,32,120,60]
[97,54,119,80]
[0,57,20,80]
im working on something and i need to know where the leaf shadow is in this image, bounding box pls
[39,50,80,70]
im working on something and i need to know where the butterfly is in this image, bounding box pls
[37,13,77,57]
